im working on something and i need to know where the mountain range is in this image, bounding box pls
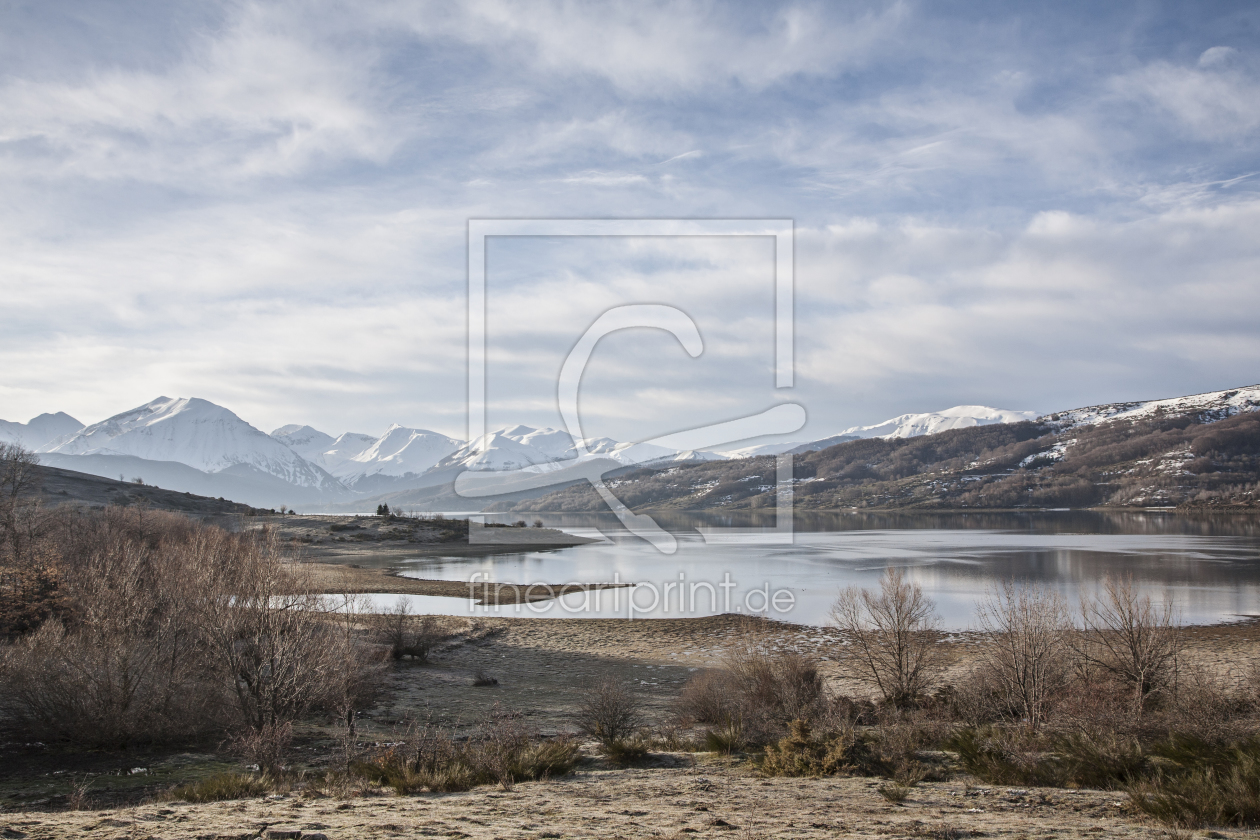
[487,384,1260,514]
[5,386,1252,512]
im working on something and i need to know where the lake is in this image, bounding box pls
[363,510,1260,628]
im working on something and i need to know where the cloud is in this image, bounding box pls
[1110,53,1260,141]
[380,0,908,94]
[793,199,1260,426]
[0,3,395,185]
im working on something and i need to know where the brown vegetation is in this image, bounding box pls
[0,445,385,755]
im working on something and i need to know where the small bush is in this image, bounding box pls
[760,720,855,777]
[948,727,1062,787]
[354,715,580,794]
[377,601,451,662]
[603,735,651,765]
[703,719,746,754]
[166,772,273,803]
[676,669,738,724]
[511,736,582,778]
[878,783,910,803]
[575,678,643,746]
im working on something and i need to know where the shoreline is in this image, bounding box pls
[301,560,630,605]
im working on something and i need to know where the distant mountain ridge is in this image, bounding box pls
[487,383,1260,514]
[0,411,83,449]
[13,387,1247,512]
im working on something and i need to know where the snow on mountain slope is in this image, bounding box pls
[712,408,1032,460]
[838,406,1038,440]
[318,432,379,471]
[44,397,341,489]
[333,425,462,482]
[1047,384,1260,429]
[270,425,336,462]
[433,425,721,474]
[0,412,84,449]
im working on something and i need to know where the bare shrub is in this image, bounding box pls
[194,529,385,743]
[229,721,293,772]
[722,627,825,739]
[1074,575,1182,715]
[1,509,227,745]
[0,443,63,638]
[575,677,643,747]
[1053,670,1143,736]
[375,599,450,662]
[676,668,738,724]
[973,581,1072,729]
[830,568,944,707]
[1162,664,1254,744]
[0,507,384,753]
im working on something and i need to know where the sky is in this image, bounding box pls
[1,0,1258,445]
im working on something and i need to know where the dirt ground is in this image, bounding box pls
[0,766,1214,839]
[5,615,1260,838]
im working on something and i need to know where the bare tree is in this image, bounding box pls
[0,442,44,567]
[1074,575,1182,715]
[830,568,943,707]
[195,529,381,739]
[973,581,1072,729]
[575,678,643,746]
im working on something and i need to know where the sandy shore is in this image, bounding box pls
[301,561,629,605]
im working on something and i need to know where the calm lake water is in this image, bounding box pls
[361,511,1260,628]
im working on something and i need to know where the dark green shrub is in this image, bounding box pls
[948,727,1146,789]
[603,735,651,765]
[1129,736,1260,827]
[760,720,855,777]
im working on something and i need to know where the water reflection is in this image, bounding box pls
[375,512,1260,628]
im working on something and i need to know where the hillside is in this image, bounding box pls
[487,386,1260,513]
[28,463,255,515]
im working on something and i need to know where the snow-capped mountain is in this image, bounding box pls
[837,406,1038,440]
[0,411,83,449]
[270,424,336,462]
[1046,384,1260,430]
[317,432,378,471]
[434,425,720,475]
[714,406,1033,458]
[43,397,341,490]
[332,425,462,483]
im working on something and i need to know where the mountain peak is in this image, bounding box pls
[44,396,339,489]
[838,406,1038,440]
[0,410,85,449]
